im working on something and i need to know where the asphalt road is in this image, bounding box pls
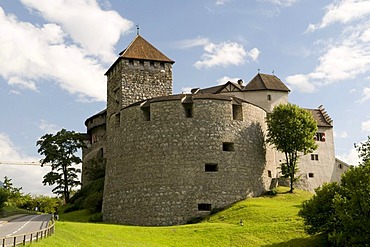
[0,214,52,246]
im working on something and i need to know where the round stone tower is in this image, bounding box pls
[102,94,275,226]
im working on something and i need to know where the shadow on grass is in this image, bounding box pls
[263,235,327,247]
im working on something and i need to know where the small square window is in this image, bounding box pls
[223,142,234,152]
[232,105,243,121]
[311,154,319,161]
[115,113,120,128]
[205,163,218,172]
[140,60,145,70]
[183,103,193,118]
[268,170,272,178]
[142,107,150,121]
[308,173,314,178]
[198,203,211,211]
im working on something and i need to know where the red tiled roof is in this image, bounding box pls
[119,35,174,63]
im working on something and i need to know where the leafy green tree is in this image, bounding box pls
[356,135,370,163]
[0,188,9,210]
[266,103,318,192]
[299,137,370,245]
[3,176,22,200]
[37,129,85,203]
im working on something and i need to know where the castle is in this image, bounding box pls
[82,34,350,226]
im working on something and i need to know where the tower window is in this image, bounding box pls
[311,154,319,161]
[205,163,218,172]
[268,170,272,178]
[115,113,120,128]
[232,105,243,121]
[223,142,235,152]
[129,60,134,67]
[142,106,150,121]
[198,203,212,211]
[339,163,343,169]
[183,103,193,118]
[308,173,314,178]
[140,60,145,70]
[314,132,326,142]
[267,94,272,100]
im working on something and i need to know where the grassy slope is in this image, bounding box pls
[28,187,325,247]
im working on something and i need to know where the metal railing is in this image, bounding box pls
[0,221,55,247]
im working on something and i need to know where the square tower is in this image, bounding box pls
[105,35,175,117]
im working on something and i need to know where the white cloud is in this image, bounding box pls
[215,0,231,5]
[181,87,193,94]
[248,48,260,61]
[39,120,60,134]
[308,0,370,32]
[362,119,370,132]
[20,0,133,63]
[285,74,315,93]
[337,148,361,166]
[8,77,38,91]
[358,87,370,102]
[258,0,299,7]
[194,41,247,69]
[334,130,348,138]
[0,7,108,101]
[176,37,210,49]
[0,133,37,162]
[217,76,241,85]
[287,20,370,93]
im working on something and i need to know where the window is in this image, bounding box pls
[223,142,235,151]
[198,203,212,211]
[267,94,272,101]
[115,113,120,128]
[205,163,218,172]
[339,163,343,169]
[142,106,150,121]
[129,60,134,67]
[268,170,272,178]
[314,132,326,142]
[311,154,319,161]
[232,105,243,121]
[308,173,314,178]
[183,103,193,118]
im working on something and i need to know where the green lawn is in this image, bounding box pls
[28,187,326,246]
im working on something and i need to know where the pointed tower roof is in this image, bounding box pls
[244,73,290,92]
[119,35,174,63]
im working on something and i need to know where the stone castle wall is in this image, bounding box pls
[82,112,107,186]
[102,95,275,226]
[106,59,173,119]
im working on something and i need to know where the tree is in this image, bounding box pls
[356,135,370,164]
[299,136,370,245]
[37,129,85,203]
[266,103,318,192]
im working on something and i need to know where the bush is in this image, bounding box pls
[0,188,9,210]
[88,212,103,222]
[299,160,370,245]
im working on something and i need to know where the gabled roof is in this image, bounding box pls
[305,107,333,127]
[243,73,290,92]
[196,81,243,94]
[119,35,174,63]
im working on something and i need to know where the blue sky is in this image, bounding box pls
[0,0,369,195]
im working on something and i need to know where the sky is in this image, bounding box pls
[0,0,369,196]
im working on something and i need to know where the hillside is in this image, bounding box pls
[28,187,326,246]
